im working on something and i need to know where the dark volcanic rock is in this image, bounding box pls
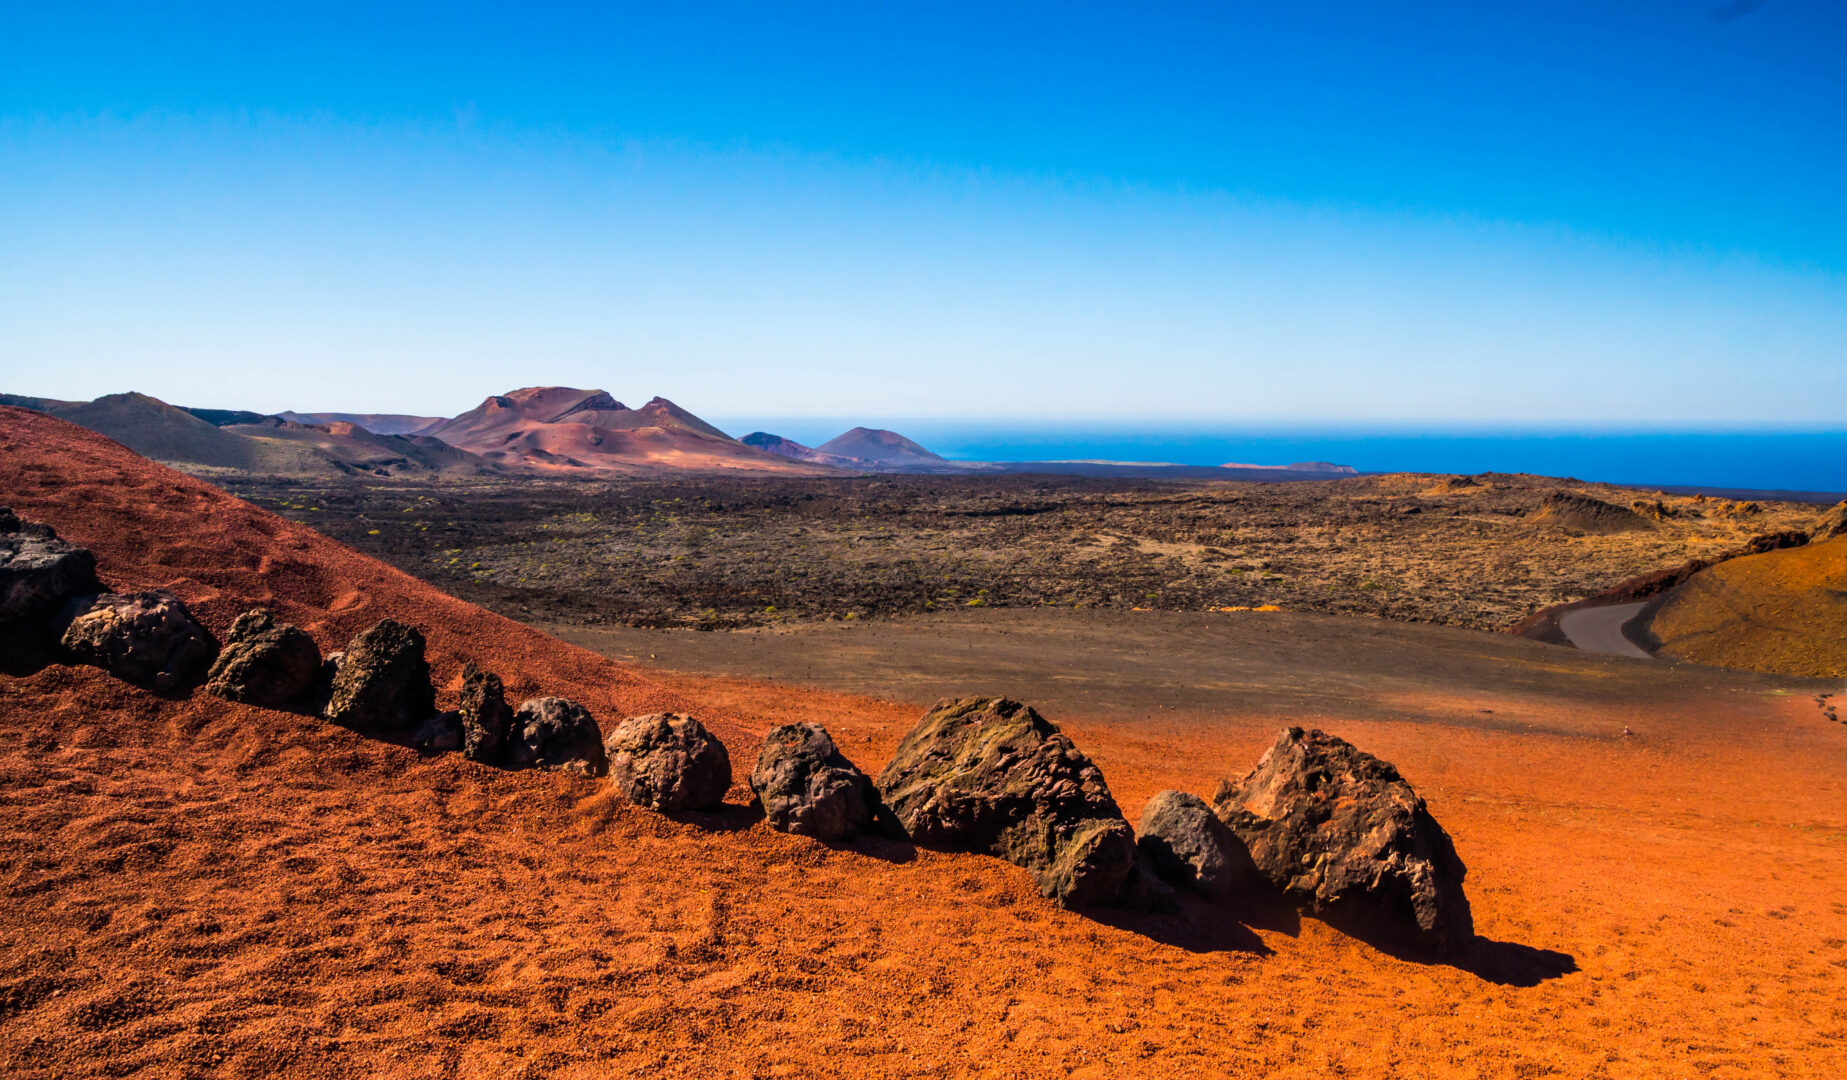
[414,710,464,753]
[604,713,731,811]
[510,697,607,775]
[0,508,99,624]
[322,619,435,731]
[876,696,1136,908]
[202,609,322,707]
[1137,789,1245,897]
[749,722,876,841]
[458,661,514,763]
[1212,726,1473,952]
[60,590,219,692]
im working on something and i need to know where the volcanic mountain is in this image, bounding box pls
[428,387,827,474]
[740,432,870,469]
[276,411,449,436]
[814,426,949,469]
[221,416,501,477]
[6,392,496,478]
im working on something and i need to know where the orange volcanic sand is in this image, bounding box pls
[3,404,1847,1078]
[1648,536,1847,677]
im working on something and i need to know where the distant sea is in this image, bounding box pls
[713,421,1847,499]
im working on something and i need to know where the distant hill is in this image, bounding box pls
[812,427,958,471]
[1529,490,1652,534]
[224,417,500,477]
[741,432,871,469]
[427,387,828,475]
[0,392,81,412]
[184,407,277,427]
[277,411,449,436]
[46,393,342,474]
[10,392,494,478]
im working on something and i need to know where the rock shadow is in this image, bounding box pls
[0,622,62,678]
[664,802,764,834]
[1325,910,1578,986]
[1083,889,1274,956]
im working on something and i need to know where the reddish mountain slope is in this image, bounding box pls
[0,406,690,720]
[428,387,825,475]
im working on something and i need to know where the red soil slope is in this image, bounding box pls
[3,404,1847,1079]
[1645,535,1847,676]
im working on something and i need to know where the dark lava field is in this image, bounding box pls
[221,472,1822,633]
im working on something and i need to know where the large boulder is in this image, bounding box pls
[876,696,1135,908]
[0,508,99,624]
[604,713,730,811]
[458,661,514,763]
[1211,727,1473,952]
[1137,789,1245,897]
[322,619,435,731]
[202,609,323,707]
[510,697,607,775]
[60,590,218,692]
[749,722,877,841]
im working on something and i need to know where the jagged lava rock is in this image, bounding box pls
[750,722,876,841]
[604,713,730,811]
[1137,789,1245,897]
[510,697,607,775]
[203,609,322,707]
[458,661,514,763]
[0,507,99,623]
[60,589,219,692]
[876,696,1135,908]
[1212,726,1473,951]
[322,619,435,731]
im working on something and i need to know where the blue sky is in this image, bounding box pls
[3,1,1843,422]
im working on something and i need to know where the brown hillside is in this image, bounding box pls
[49,393,345,476]
[1646,535,1847,676]
[222,418,500,477]
[1528,489,1651,534]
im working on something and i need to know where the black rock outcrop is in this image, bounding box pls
[321,619,435,731]
[202,609,322,707]
[876,696,1135,908]
[604,713,731,811]
[749,722,876,841]
[1136,789,1245,897]
[458,661,514,763]
[59,589,218,692]
[0,508,99,624]
[1212,726,1473,952]
[509,697,607,775]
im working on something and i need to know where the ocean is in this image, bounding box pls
[713,421,1847,498]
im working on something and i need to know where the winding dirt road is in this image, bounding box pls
[1558,600,1653,659]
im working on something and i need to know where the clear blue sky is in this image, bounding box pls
[3,1,1843,422]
